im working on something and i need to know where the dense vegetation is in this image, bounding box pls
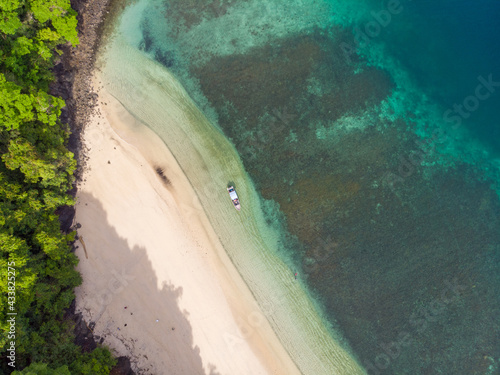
[1,0,116,373]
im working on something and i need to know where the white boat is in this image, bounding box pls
[227,186,241,211]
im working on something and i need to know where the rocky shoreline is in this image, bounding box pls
[51,0,111,178]
[50,0,134,373]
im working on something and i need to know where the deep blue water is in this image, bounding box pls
[131,0,500,373]
[376,0,500,154]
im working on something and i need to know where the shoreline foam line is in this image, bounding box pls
[97,30,366,375]
[75,79,301,374]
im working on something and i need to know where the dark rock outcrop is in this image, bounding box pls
[51,0,135,373]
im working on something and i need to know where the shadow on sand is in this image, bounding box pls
[75,192,221,375]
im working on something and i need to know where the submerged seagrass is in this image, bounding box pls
[104,0,500,373]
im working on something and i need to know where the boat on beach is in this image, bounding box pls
[227,186,241,211]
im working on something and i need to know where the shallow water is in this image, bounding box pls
[98,28,366,375]
[102,0,500,373]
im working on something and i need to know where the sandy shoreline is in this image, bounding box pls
[96,30,368,373]
[74,83,301,374]
[73,4,367,372]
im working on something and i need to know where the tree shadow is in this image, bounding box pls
[74,192,219,375]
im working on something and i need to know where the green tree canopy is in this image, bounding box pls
[0,0,79,87]
[13,362,71,375]
[1,0,117,373]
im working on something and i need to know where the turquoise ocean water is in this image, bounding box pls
[112,0,500,373]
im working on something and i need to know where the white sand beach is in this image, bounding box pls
[73,5,367,371]
[74,86,301,374]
